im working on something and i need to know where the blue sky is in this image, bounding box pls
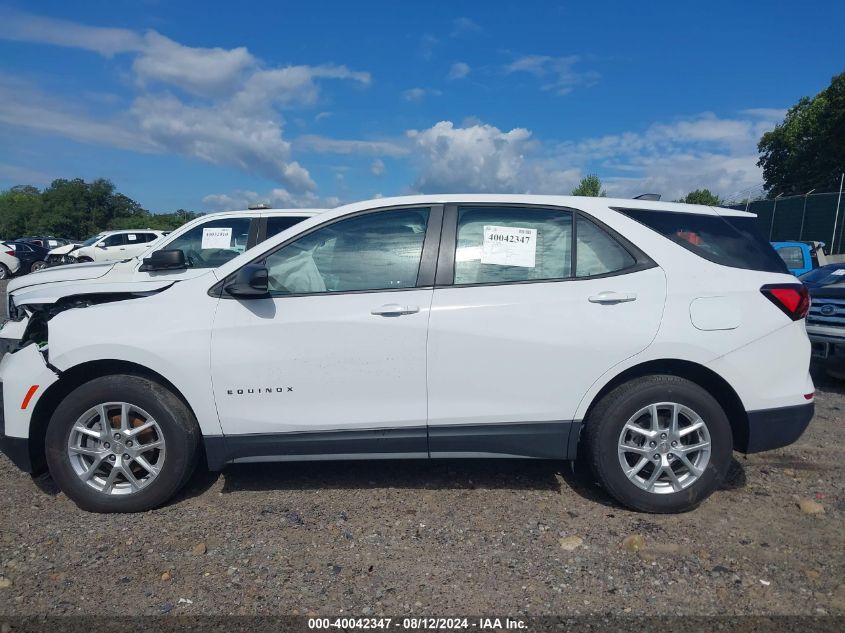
[0,0,843,212]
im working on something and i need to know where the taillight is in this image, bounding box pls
[4,250,14,257]
[760,284,810,321]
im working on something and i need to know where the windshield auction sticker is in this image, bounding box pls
[481,225,537,268]
[201,227,233,249]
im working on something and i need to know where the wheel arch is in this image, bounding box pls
[579,358,751,453]
[28,359,203,473]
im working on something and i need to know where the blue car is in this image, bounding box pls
[772,241,826,276]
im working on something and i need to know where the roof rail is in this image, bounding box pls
[248,203,271,210]
[633,193,661,201]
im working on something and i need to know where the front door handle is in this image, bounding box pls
[588,291,637,304]
[371,304,420,316]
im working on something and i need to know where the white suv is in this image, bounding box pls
[47,230,165,264]
[0,244,21,280]
[0,195,813,513]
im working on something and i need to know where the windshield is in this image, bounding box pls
[81,234,106,247]
[799,265,845,286]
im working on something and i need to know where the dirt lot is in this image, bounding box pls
[0,279,843,617]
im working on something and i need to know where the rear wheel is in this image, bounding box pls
[45,375,200,513]
[584,375,732,513]
[0,263,9,279]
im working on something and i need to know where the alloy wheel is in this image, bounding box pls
[67,402,166,495]
[617,402,711,494]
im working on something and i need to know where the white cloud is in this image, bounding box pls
[403,87,441,102]
[295,135,408,157]
[0,11,371,192]
[405,111,783,201]
[132,32,256,96]
[448,62,471,80]
[0,163,53,186]
[202,188,340,211]
[451,17,482,36]
[407,121,543,193]
[370,159,385,176]
[403,88,426,102]
[504,55,599,95]
[0,8,143,56]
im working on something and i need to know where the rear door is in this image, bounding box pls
[426,204,667,458]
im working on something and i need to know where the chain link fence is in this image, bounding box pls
[728,191,845,253]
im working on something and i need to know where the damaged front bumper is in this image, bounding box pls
[0,343,59,473]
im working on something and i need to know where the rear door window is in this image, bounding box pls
[455,207,573,284]
[576,216,636,277]
[616,208,788,273]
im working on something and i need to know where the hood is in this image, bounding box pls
[7,260,116,293]
[48,243,80,255]
[11,279,177,309]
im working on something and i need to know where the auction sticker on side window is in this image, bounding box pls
[481,225,537,268]
[202,227,233,249]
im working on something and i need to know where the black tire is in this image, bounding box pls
[30,261,47,273]
[0,263,9,280]
[45,375,200,513]
[584,375,732,513]
[76,256,93,263]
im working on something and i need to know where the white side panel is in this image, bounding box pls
[211,290,432,435]
[427,267,667,426]
[0,344,59,438]
[706,320,813,411]
[46,285,224,437]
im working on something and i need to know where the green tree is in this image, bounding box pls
[571,174,606,197]
[678,189,722,206]
[0,178,199,239]
[758,71,845,196]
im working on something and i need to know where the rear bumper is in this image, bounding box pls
[740,402,814,454]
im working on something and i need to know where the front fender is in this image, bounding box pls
[45,292,223,438]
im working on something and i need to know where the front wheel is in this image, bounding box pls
[30,261,47,273]
[584,375,732,513]
[75,256,93,263]
[45,375,200,512]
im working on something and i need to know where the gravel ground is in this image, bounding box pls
[0,279,843,617]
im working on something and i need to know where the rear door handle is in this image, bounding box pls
[371,304,420,316]
[588,291,637,304]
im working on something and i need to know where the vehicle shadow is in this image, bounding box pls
[215,458,565,494]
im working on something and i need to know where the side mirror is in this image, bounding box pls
[140,249,187,271]
[224,264,269,298]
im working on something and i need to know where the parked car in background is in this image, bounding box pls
[0,195,813,514]
[4,241,50,274]
[772,241,827,276]
[806,284,845,378]
[19,236,72,250]
[2,209,323,332]
[45,230,164,265]
[0,243,21,280]
[798,263,845,289]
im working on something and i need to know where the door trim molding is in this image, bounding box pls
[203,421,581,470]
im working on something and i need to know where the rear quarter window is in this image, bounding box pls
[616,208,788,274]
